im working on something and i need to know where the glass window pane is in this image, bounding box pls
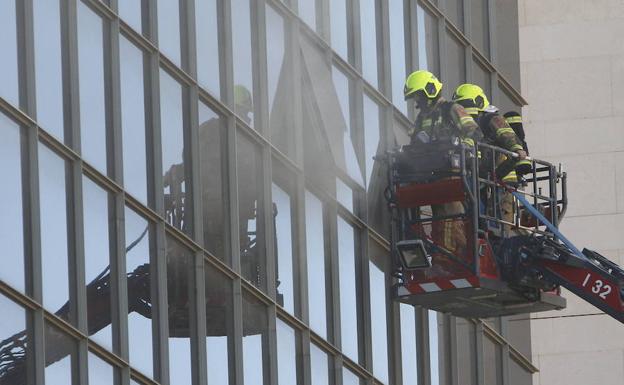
[369,259,388,383]
[157,0,181,66]
[83,176,113,350]
[120,36,149,204]
[272,161,296,314]
[337,217,358,362]
[456,319,477,385]
[266,6,294,158]
[343,367,361,385]
[336,177,354,213]
[417,5,440,76]
[447,0,464,31]
[199,103,228,260]
[310,344,329,385]
[332,67,364,186]
[429,311,440,385]
[88,352,116,385]
[231,0,255,127]
[360,0,378,88]
[510,358,532,385]
[195,0,220,96]
[471,0,490,57]
[472,59,491,98]
[44,321,77,385]
[160,69,189,234]
[305,191,328,338]
[298,0,316,31]
[445,33,466,99]
[276,319,297,385]
[495,0,520,89]
[389,1,407,114]
[78,2,107,173]
[33,0,64,141]
[166,236,194,385]
[237,132,266,291]
[0,114,25,293]
[0,0,19,106]
[483,337,503,385]
[400,304,418,383]
[125,207,154,378]
[330,0,348,60]
[39,144,71,317]
[363,94,380,190]
[0,295,33,384]
[243,292,268,385]
[119,0,142,33]
[497,86,522,116]
[205,262,232,385]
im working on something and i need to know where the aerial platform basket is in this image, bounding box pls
[386,140,568,318]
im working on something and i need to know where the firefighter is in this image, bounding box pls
[403,70,482,257]
[452,83,526,232]
[503,111,532,177]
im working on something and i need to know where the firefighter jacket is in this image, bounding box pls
[410,97,482,147]
[478,112,524,183]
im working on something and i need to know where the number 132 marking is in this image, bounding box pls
[582,273,612,300]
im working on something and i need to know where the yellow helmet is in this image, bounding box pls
[452,83,490,112]
[403,70,442,101]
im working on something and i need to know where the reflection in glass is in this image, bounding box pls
[272,178,295,313]
[237,132,266,291]
[0,114,25,293]
[332,67,364,186]
[83,177,113,351]
[160,69,189,234]
[360,0,378,88]
[88,352,115,385]
[389,1,407,114]
[495,0,521,89]
[119,0,142,33]
[198,103,228,260]
[44,321,76,385]
[471,0,490,57]
[77,2,107,173]
[157,0,181,66]
[472,60,491,97]
[243,292,268,385]
[231,0,255,127]
[447,0,464,31]
[276,319,297,385]
[429,311,440,385]
[298,0,316,30]
[39,144,71,316]
[166,237,194,385]
[337,217,358,362]
[205,262,232,385]
[305,191,328,338]
[369,261,388,383]
[33,0,64,140]
[445,34,466,99]
[336,177,354,213]
[343,367,360,385]
[195,0,220,96]
[0,295,32,385]
[363,95,380,190]
[417,5,439,75]
[125,207,154,378]
[266,6,285,115]
[330,0,348,59]
[120,36,148,204]
[310,344,329,385]
[400,304,418,383]
[0,0,18,106]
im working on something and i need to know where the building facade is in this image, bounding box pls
[519,1,624,384]
[0,1,532,384]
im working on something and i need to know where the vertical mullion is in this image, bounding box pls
[416,308,431,385]
[231,278,245,385]
[475,321,485,385]
[327,201,341,350]
[61,1,89,384]
[349,0,361,71]
[438,15,447,83]
[378,0,391,99]
[486,0,496,65]
[300,330,312,385]
[359,228,372,375]
[406,1,418,121]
